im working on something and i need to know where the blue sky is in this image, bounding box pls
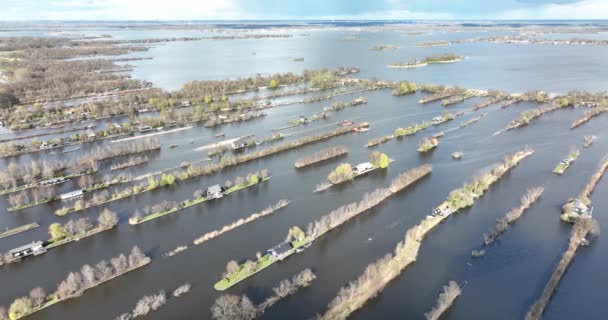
[1,0,607,20]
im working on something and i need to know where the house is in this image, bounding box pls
[39,141,53,150]
[204,185,224,199]
[180,100,192,107]
[86,129,96,138]
[353,162,373,175]
[432,202,455,217]
[570,198,592,218]
[266,242,294,260]
[138,126,153,132]
[60,189,84,200]
[432,116,443,124]
[231,136,254,150]
[9,241,46,258]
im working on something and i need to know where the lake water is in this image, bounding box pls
[1,23,608,320]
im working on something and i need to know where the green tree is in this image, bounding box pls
[247,173,259,185]
[9,297,32,320]
[328,163,354,184]
[394,128,406,137]
[49,223,69,241]
[370,151,390,168]
[268,79,279,89]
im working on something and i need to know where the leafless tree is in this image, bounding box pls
[96,260,113,280]
[111,254,128,275]
[131,291,166,318]
[424,281,462,320]
[98,208,118,228]
[29,287,45,307]
[128,246,149,268]
[57,272,84,299]
[172,283,191,297]
[211,295,257,320]
[81,264,97,288]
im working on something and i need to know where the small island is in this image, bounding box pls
[388,54,464,69]
[370,44,398,51]
[553,149,579,175]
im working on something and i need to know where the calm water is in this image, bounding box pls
[1,24,608,320]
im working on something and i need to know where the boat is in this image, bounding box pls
[63,146,81,153]
[169,144,178,148]
[451,152,463,159]
[338,120,354,126]
[352,127,370,133]
[215,132,225,138]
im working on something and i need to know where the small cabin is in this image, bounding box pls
[204,185,224,199]
[138,126,153,132]
[60,189,84,200]
[432,116,443,124]
[570,198,592,218]
[432,202,454,217]
[39,141,53,150]
[266,242,294,260]
[9,241,46,258]
[231,137,254,150]
[353,162,373,175]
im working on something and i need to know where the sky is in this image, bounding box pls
[1,0,607,21]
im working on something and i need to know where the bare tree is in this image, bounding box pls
[29,287,46,307]
[57,272,84,299]
[424,281,462,320]
[96,260,113,280]
[211,295,257,320]
[98,208,118,228]
[128,246,148,268]
[111,254,128,274]
[81,264,97,288]
[131,291,166,318]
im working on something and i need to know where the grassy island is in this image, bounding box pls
[553,149,579,175]
[370,44,398,51]
[130,171,270,225]
[418,137,439,153]
[316,152,393,192]
[0,223,39,239]
[413,40,451,48]
[388,54,463,69]
[214,165,432,291]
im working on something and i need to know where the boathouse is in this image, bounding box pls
[9,241,46,258]
[204,185,224,199]
[266,242,293,260]
[353,162,373,175]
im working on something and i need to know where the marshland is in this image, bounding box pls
[1,20,608,320]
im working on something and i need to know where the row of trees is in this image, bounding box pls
[49,208,118,241]
[211,269,316,320]
[2,246,150,320]
[309,165,432,239]
[424,281,462,320]
[114,284,191,320]
[294,146,348,168]
[480,187,544,250]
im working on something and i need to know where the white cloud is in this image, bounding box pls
[498,0,608,19]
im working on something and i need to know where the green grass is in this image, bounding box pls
[0,222,40,239]
[45,226,112,249]
[132,177,271,225]
[214,237,309,291]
